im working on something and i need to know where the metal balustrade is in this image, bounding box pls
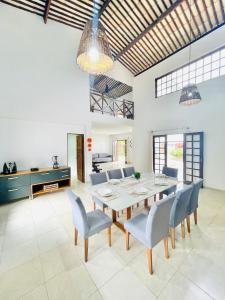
[90,91,134,120]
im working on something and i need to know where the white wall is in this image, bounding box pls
[133,25,225,191]
[0,4,133,180]
[92,134,112,154]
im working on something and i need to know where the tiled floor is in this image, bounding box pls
[0,183,225,300]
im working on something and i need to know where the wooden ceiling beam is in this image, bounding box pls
[201,0,213,29]
[210,0,219,25]
[115,0,184,60]
[44,0,52,24]
[97,0,111,18]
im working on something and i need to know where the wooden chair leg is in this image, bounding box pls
[186,215,191,233]
[74,228,78,245]
[84,239,88,262]
[103,207,105,213]
[164,238,169,258]
[170,228,176,249]
[137,203,139,208]
[93,202,96,210]
[154,195,156,202]
[181,221,185,239]
[108,227,112,247]
[194,209,198,225]
[146,248,153,274]
[125,230,130,250]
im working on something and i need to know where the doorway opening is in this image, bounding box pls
[153,132,203,183]
[67,133,85,183]
[113,139,128,164]
[167,134,184,181]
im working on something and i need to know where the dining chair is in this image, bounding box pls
[107,168,123,179]
[67,189,112,262]
[162,166,178,196]
[186,178,203,233]
[90,172,108,211]
[123,166,135,177]
[124,194,175,274]
[169,184,193,248]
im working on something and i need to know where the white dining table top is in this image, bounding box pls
[89,173,178,211]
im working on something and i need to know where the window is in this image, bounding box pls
[156,46,225,98]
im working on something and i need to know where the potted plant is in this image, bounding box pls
[134,171,141,180]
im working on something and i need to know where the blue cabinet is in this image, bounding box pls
[0,167,71,204]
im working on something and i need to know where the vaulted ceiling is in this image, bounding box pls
[2,0,225,76]
[90,74,133,98]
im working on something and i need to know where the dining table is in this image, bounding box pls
[90,173,178,232]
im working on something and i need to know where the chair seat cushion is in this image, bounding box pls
[124,213,149,248]
[92,196,108,209]
[87,209,112,237]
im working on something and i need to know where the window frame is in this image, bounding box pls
[155,45,225,99]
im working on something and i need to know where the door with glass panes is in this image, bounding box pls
[183,132,204,183]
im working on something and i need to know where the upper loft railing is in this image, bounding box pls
[90,91,134,120]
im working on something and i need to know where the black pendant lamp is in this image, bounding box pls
[179,0,202,105]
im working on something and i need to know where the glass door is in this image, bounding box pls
[183,132,204,183]
[153,135,167,174]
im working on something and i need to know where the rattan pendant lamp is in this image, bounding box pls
[76,7,113,75]
[179,0,202,105]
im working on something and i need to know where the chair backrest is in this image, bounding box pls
[107,168,123,179]
[162,166,178,179]
[67,189,89,237]
[170,185,193,228]
[145,194,175,248]
[89,172,108,186]
[188,178,203,214]
[123,166,135,177]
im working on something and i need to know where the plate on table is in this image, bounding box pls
[109,179,121,185]
[134,187,148,195]
[97,188,113,197]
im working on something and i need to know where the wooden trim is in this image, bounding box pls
[0,166,70,178]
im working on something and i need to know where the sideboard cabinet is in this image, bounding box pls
[0,167,71,204]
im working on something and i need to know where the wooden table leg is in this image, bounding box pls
[126,207,131,220]
[112,210,117,222]
[144,198,148,208]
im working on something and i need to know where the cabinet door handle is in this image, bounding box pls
[8,188,18,192]
[40,173,50,175]
[61,175,69,178]
[8,177,18,180]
